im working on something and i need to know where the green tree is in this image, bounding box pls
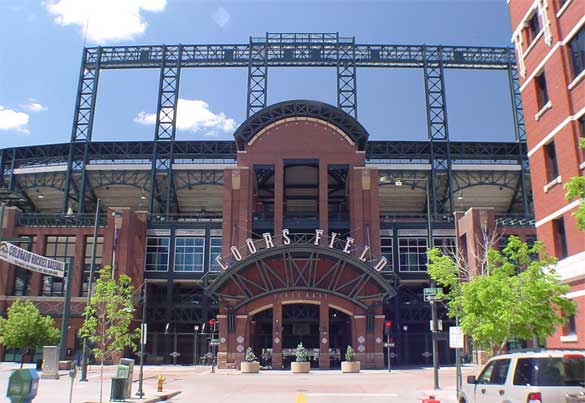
[427,236,575,355]
[565,138,585,231]
[0,300,59,367]
[79,266,139,403]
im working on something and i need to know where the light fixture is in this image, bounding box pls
[140,187,147,200]
[394,180,403,187]
[457,190,463,200]
[36,189,44,199]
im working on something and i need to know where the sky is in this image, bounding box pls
[0,0,517,149]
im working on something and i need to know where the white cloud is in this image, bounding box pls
[45,0,167,43]
[212,7,230,28]
[0,106,30,134]
[134,99,237,136]
[19,99,48,113]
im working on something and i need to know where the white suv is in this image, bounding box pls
[459,350,585,403]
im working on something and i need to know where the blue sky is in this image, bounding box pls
[0,0,516,149]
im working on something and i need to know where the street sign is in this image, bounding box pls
[423,287,443,301]
[449,326,464,349]
[384,342,396,348]
[210,339,220,346]
[141,323,147,345]
[429,320,443,331]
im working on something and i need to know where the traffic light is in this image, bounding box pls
[384,320,392,336]
[209,318,217,332]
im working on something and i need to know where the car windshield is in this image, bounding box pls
[513,356,585,387]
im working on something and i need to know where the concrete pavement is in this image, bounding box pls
[0,362,480,403]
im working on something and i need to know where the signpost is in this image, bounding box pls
[423,287,442,302]
[384,320,392,373]
[450,326,464,395]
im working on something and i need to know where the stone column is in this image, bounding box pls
[233,314,249,368]
[217,313,228,369]
[352,314,367,366]
[370,314,385,369]
[319,303,330,369]
[272,301,283,369]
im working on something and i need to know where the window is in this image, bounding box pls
[535,71,549,109]
[566,315,577,336]
[478,359,511,385]
[81,236,103,297]
[544,141,559,182]
[380,237,393,272]
[174,237,205,272]
[433,237,456,258]
[553,218,568,259]
[398,238,428,272]
[145,237,169,272]
[569,26,585,79]
[528,12,541,42]
[578,116,585,162]
[12,236,35,296]
[209,237,222,272]
[43,236,76,296]
[513,357,585,386]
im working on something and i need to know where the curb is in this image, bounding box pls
[83,390,182,403]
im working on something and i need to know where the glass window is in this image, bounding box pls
[380,237,393,272]
[513,357,585,386]
[579,116,585,162]
[433,237,456,258]
[479,359,511,385]
[544,141,559,182]
[12,236,35,296]
[535,72,549,109]
[569,26,585,79]
[174,237,205,272]
[553,218,568,259]
[43,236,76,296]
[209,237,222,272]
[145,237,169,272]
[398,238,428,272]
[81,236,103,297]
[528,12,541,42]
[566,315,577,336]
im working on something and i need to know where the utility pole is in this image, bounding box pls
[59,257,74,361]
[136,282,147,398]
[80,199,101,381]
[426,179,440,390]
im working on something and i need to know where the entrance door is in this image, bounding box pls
[329,308,351,368]
[250,308,273,367]
[282,304,320,368]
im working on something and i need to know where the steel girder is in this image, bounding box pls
[423,47,454,216]
[150,46,182,214]
[508,60,530,216]
[247,36,268,118]
[337,36,358,118]
[174,170,224,191]
[90,170,151,190]
[63,48,102,214]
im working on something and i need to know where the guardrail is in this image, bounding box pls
[17,213,107,227]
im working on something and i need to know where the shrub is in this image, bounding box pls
[295,342,307,362]
[345,346,354,362]
[245,347,257,362]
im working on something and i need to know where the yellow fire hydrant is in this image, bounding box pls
[157,375,165,392]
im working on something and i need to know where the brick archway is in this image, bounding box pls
[216,291,385,370]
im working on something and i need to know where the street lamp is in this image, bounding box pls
[194,325,200,366]
[391,176,440,389]
[136,282,147,398]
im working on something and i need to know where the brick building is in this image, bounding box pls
[508,0,585,348]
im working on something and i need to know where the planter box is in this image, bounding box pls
[240,361,260,373]
[291,361,310,373]
[341,361,360,373]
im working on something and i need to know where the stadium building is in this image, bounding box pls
[0,33,536,368]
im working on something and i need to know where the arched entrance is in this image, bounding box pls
[206,242,396,369]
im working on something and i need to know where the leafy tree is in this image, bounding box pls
[295,343,307,362]
[344,345,355,362]
[245,347,257,362]
[0,300,59,367]
[427,236,575,354]
[79,266,139,403]
[565,138,585,231]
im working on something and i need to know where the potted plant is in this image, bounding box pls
[341,345,360,373]
[240,347,260,373]
[291,343,310,373]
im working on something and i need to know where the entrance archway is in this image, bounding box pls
[328,307,352,368]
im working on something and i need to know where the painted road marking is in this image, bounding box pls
[305,393,399,397]
[296,393,307,403]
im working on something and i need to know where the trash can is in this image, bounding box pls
[110,378,127,402]
[109,365,130,402]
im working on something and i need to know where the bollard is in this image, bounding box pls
[157,375,165,392]
[422,395,440,403]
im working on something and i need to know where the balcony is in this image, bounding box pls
[17,213,107,227]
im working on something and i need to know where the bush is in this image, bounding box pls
[345,346,354,362]
[245,347,257,362]
[295,343,307,362]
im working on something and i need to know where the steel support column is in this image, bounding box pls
[508,61,530,217]
[7,149,16,192]
[246,36,268,118]
[149,45,182,214]
[337,36,358,119]
[424,47,453,217]
[63,48,102,213]
[0,150,5,189]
